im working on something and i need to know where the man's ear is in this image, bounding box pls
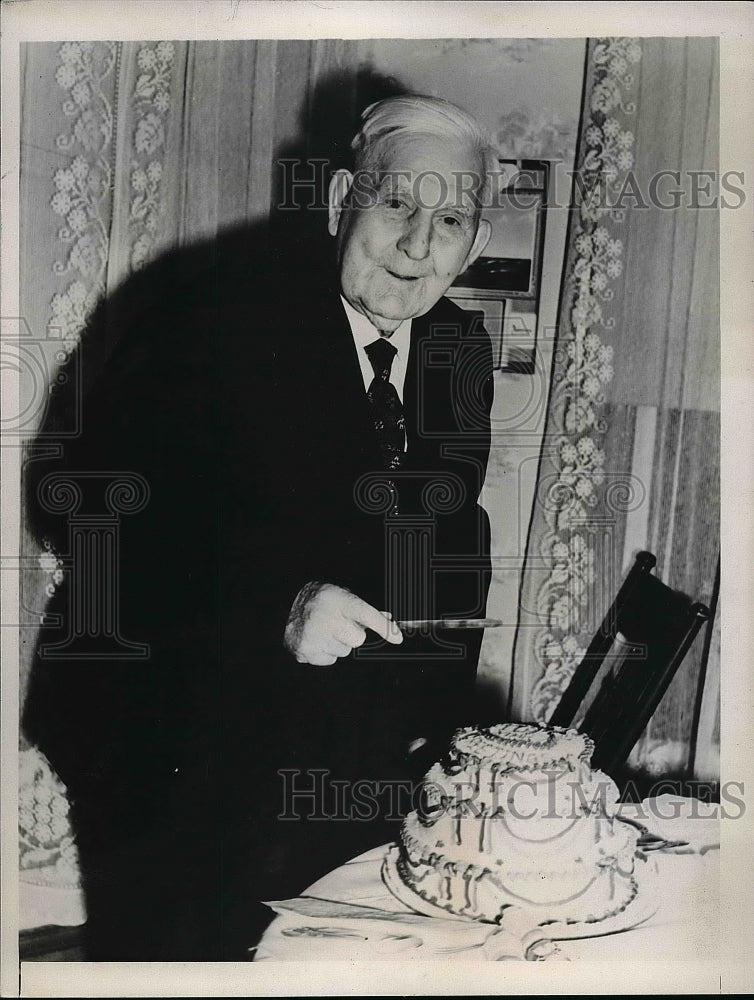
[462,218,491,270]
[328,169,354,237]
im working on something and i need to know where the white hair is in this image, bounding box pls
[351,94,500,206]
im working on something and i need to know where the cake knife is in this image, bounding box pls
[395,618,504,629]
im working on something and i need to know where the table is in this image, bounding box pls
[254,796,719,962]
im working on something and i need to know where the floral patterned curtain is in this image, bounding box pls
[510,38,720,782]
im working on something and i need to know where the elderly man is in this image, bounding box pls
[24,94,496,959]
[284,95,493,667]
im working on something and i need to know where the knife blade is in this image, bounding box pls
[395,618,504,629]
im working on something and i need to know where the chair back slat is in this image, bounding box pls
[590,604,709,772]
[547,551,710,776]
[548,551,656,728]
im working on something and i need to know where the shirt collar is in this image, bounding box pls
[340,295,412,356]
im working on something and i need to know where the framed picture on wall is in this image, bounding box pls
[449,160,549,373]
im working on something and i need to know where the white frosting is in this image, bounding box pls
[398,723,638,924]
[452,722,593,772]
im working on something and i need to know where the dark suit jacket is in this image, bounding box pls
[22,228,493,957]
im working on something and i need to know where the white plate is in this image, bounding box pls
[381,843,660,947]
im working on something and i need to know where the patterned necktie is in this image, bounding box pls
[364,336,406,472]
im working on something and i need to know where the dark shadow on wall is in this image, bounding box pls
[21,64,416,682]
[270,65,410,242]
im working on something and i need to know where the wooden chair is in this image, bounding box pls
[548,551,710,774]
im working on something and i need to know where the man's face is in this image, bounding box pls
[329,134,491,332]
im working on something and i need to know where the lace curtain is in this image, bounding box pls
[510,37,720,781]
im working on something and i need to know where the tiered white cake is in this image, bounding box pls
[397,723,640,924]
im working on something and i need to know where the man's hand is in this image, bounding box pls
[283,581,403,665]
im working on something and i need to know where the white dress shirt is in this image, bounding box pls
[340,295,412,403]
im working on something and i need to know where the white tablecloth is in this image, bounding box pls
[255,797,720,962]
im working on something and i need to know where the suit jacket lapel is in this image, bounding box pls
[404,301,450,465]
[307,284,383,469]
